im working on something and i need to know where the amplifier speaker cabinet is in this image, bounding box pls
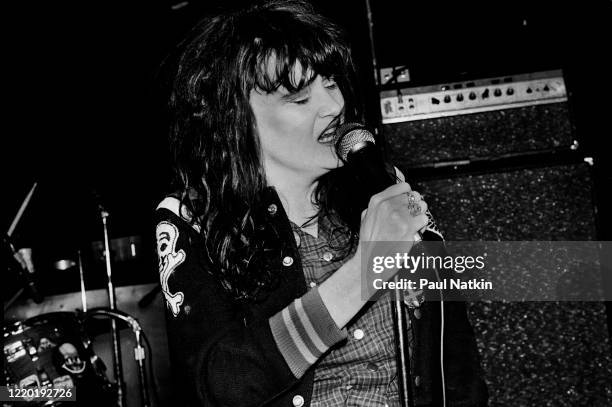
[406,161,612,406]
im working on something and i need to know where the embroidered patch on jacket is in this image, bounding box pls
[156,221,186,317]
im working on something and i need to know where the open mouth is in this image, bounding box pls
[318,131,337,144]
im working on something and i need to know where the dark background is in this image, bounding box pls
[5,0,611,292]
[4,2,612,406]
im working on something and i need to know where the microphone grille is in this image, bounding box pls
[335,122,375,161]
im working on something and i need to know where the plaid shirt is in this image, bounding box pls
[291,215,413,407]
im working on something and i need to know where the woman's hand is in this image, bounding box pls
[319,182,429,328]
[353,182,429,292]
[358,182,429,244]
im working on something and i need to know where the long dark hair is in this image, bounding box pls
[169,0,363,301]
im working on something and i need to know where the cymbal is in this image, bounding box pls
[53,259,77,270]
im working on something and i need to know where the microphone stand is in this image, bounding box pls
[97,203,126,407]
[339,128,414,407]
[345,145,414,406]
[361,0,413,395]
[392,275,415,407]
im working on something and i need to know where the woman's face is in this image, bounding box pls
[249,63,344,184]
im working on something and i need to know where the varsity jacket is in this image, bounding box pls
[154,187,488,407]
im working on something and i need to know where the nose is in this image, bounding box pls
[316,81,344,119]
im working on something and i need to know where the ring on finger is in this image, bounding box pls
[407,200,423,216]
[406,190,422,203]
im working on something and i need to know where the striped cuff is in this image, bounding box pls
[269,287,348,378]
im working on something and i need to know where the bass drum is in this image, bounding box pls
[3,312,115,406]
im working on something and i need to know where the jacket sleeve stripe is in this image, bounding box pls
[282,307,318,364]
[269,288,348,378]
[295,298,327,353]
[267,307,313,378]
[287,301,323,359]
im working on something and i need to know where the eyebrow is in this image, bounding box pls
[279,86,310,102]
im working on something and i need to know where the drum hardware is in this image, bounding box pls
[3,311,115,406]
[50,251,88,313]
[5,182,41,308]
[6,183,158,406]
[77,251,87,313]
[85,308,153,407]
[52,259,77,271]
[3,234,43,306]
[91,236,142,263]
[3,308,156,406]
[94,194,126,407]
[7,182,38,238]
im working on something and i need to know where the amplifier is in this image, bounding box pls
[411,161,612,405]
[413,161,597,241]
[381,70,576,167]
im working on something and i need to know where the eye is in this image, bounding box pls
[324,77,338,89]
[287,88,310,105]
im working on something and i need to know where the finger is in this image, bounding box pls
[415,214,429,232]
[405,197,428,216]
[407,190,422,202]
[369,182,412,207]
[419,200,428,214]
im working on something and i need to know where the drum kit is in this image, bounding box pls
[3,182,155,407]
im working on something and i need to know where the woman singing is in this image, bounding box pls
[155,1,487,405]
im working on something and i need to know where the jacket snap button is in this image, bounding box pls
[366,362,378,371]
[292,394,304,406]
[414,308,422,319]
[322,252,333,262]
[283,256,294,267]
[353,329,365,340]
[267,204,277,215]
[414,375,421,386]
[309,281,317,288]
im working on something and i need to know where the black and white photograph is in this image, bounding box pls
[4,1,612,406]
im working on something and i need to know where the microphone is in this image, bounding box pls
[335,122,444,242]
[3,234,43,303]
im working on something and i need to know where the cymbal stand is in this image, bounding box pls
[133,323,150,406]
[78,250,87,312]
[86,308,151,407]
[98,205,125,407]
